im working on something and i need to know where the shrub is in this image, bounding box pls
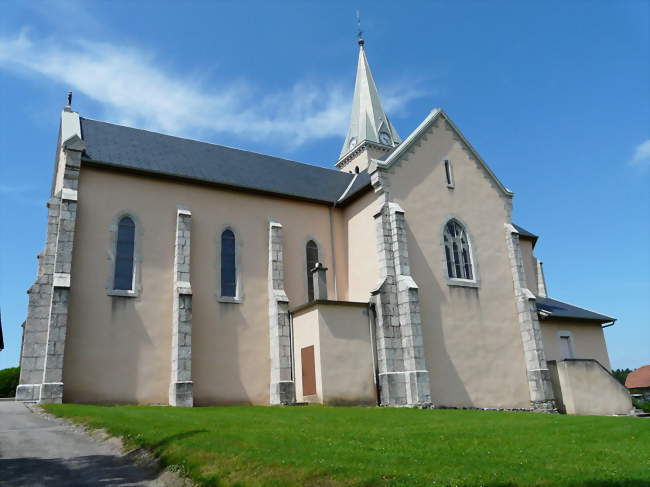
[633,399,650,413]
[0,367,20,398]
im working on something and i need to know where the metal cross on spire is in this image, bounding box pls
[356,10,364,46]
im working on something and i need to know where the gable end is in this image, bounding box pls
[375,109,514,198]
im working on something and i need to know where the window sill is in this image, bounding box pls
[218,296,242,304]
[107,289,139,298]
[447,279,479,289]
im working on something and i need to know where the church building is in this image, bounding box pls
[16,39,632,415]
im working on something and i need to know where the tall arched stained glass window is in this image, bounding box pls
[443,220,474,280]
[221,229,237,297]
[114,216,136,290]
[306,240,319,301]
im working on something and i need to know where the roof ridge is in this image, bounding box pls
[79,117,347,177]
[337,172,359,202]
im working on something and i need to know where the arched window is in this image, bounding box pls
[443,220,474,280]
[221,229,237,297]
[306,240,319,301]
[114,216,136,290]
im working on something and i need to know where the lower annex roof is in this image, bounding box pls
[536,296,615,324]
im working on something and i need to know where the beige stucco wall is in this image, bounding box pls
[541,319,611,370]
[317,304,375,405]
[549,360,633,415]
[292,303,375,405]
[382,118,531,408]
[292,308,323,403]
[64,166,342,405]
[342,191,382,302]
[518,238,538,293]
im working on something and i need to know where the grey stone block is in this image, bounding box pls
[40,382,64,404]
[15,384,41,402]
[169,381,194,407]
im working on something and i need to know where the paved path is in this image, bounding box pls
[0,401,171,486]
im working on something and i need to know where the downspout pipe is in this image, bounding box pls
[288,311,295,383]
[328,205,338,300]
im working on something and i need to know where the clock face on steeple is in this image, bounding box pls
[349,137,357,150]
[379,131,391,145]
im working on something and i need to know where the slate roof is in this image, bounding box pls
[80,118,370,205]
[536,296,615,323]
[513,224,538,246]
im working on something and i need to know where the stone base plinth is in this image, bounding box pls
[169,381,193,407]
[531,399,557,413]
[379,371,432,407]
[15,384,41,402]
[270,381,295,405]
[39,382,64,404]
[379,373,407,406]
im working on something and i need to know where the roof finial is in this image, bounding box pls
[64,91,73,112]
[356,10,364,46]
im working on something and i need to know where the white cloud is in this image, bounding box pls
[631,139,650,169]
[0,30,424,149]
[0,183,34,194]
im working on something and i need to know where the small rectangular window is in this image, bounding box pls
[221,229,237,297]
[560,336,574,359]
[444,160,454,188]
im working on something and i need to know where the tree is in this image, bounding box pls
[611,368,632,386]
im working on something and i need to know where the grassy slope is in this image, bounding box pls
[43,405,650,487]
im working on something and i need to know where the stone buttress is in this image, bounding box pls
[505,223,556,411]
[169,208,194,406]
[267,221,295,404]
[16,128,84,403]
[371,202,431,406]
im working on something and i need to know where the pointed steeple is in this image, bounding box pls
[339,39,401,159]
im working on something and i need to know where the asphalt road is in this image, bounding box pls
[0,401,170,486]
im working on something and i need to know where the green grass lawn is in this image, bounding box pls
[43,404,650,487]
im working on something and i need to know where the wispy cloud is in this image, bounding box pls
[630,139,650,170]
[0,183,35,194]
[0,30,424,149]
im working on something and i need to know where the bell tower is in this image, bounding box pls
[336,37,401,172]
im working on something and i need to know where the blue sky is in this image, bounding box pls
[0,1,648,371]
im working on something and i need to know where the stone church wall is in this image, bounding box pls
[63,167,338,405]
[382,118,532,409]
[341,190,382,302]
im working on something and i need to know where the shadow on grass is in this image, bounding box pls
[148,428,208,450]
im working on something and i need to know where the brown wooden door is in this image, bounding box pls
[301,345,316,396]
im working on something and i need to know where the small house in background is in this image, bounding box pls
[625,366,650,401]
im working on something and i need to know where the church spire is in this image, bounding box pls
[339,38,401,159]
